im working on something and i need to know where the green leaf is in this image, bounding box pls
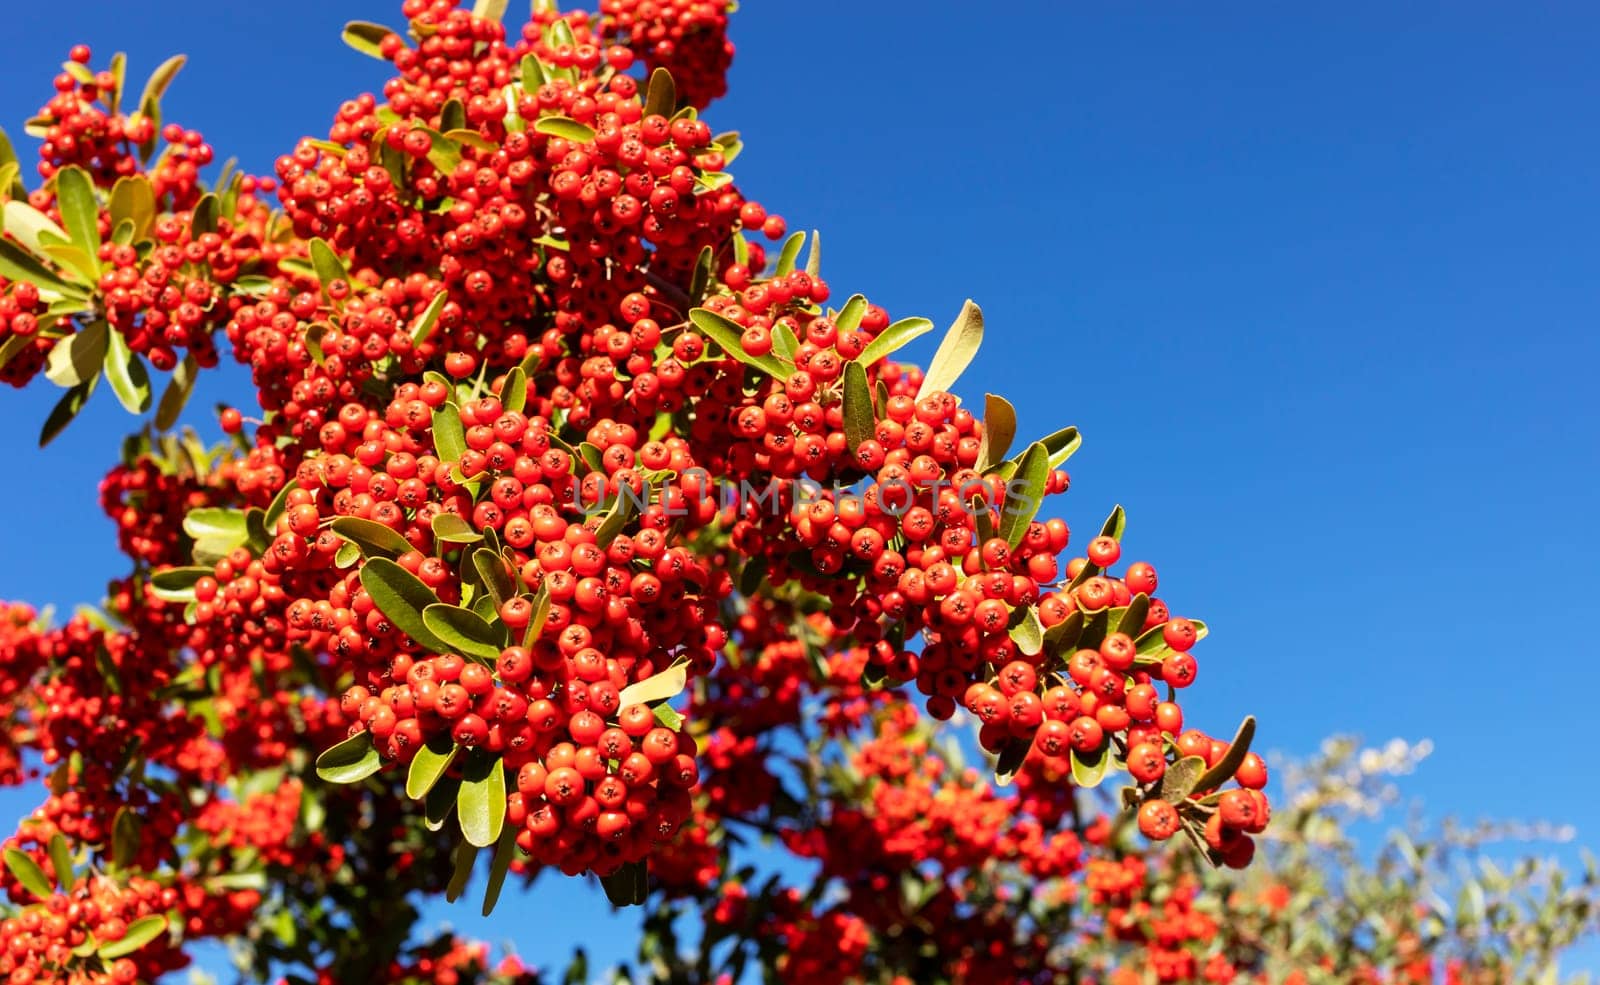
[0,239,81,296]
[1,201,70,266]
[54,166,100,269]
[652,704,683,731]
[481,827,519,916]
[599,859,648,907]
[149,566,210,603]
[1116,594,1150,637]
[190,193,218,236]
[842,360,874,453]
[1160,756,1207,803]
[309,238,347,302]
[406,734,459,800]
[39,377,97,447]
[773,231,804,277]
[805,228,822,277]
[687,307,788,378]
[445,838,478,902]
[410,289,448,345]
[137,55,186,118]
[1071,745,1111,788]
[993,739,1029,786]
[533,116,596,143]
[342,21,399,60]
[154,353,198,430]
[472,548,514,606]
[857,316,935,367]
[111,808,141,868]
[263,479,299,532]
[4,848,53,899]
[998,440,1049,549]
[1191,716,1256,794]
[426,774,460,831]
[771,322,799,363]
[315,731,383,784]
[46,836,73,892]
[975,394,1018,474]
[643,67,676,118]
[97,915,166,960]
[522,583,551,648]
[1100,503,1127,541]
[917,299,984,399]
[431,512,483,544]
[1043,608,1084,655]
[432,402,467,462]
[444,128,496,153]
[183,508,247,543]
[1007,606,1044,656]
[501,365,527,415]
[520,54,546,92]
[331,516,412,558]
[834,294,868,333]
[359,557,451,653]
[618,661,688,707]
[423,603,504,662]
[593,492,636,549]
[458,754,507,848]
[688,244,714,305]
[103,329,152,413]
[45,319,109,387]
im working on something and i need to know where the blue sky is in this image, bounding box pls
[3,0,1600,978]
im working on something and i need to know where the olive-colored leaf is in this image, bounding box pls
[522,583,551,648]
[315,731,382,784]
[154,353,198,430]
[309,238,347,302]
[805,228,822,277]
[431,512,483,544]
[472,0,509,22]
[432,402,467,462]
[149,566,210,603]
[917,299,984,399]
[994,739,1029,787]
[0,239,80,296]
[977,394,1017,473]
[406,734,459,800]
[594,491,637,549]
[330,516,412,559]
[103,329,152,413]
[190,193,218,236]
[359,557,451,653]
[1160,756,1208,803]
[342,21,399,60]
[45,319,109,387]
[1116,594,1150,637]
[687,307,788,378]
[39,377,97,447]
[773,231,804,277]
[834,294,868,334]
[98,915,167,960]
[410,289,448,345]
[137,55,186,118]
[263,479,299,532]
[617,661,688,708]
[3,848,52,899]
[54,166,100,268]
[46,835,73,891]
[1007,606,1044,656]
[599,859,648,907]
[501,365,527,416]
[425,775,459,832]
[1071,746,1111,788]
[458,754,507,848]
[842,360,874,453]
[2,200,70,265]
[423,603,504,663]
[643,67,676,118]
[112,808,141,868]
[445,838,477,902]
[533,116,596,144]
[472,548,514,606]
[857,316,935,367]
[481,826,519,916]
[1192,716,1256,794]
[998,441,1049,549]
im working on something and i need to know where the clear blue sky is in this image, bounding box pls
[3,0,1599,978]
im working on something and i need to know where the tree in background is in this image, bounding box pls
[0,2,1589,983]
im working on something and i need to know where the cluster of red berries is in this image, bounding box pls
[0,874,180,985]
